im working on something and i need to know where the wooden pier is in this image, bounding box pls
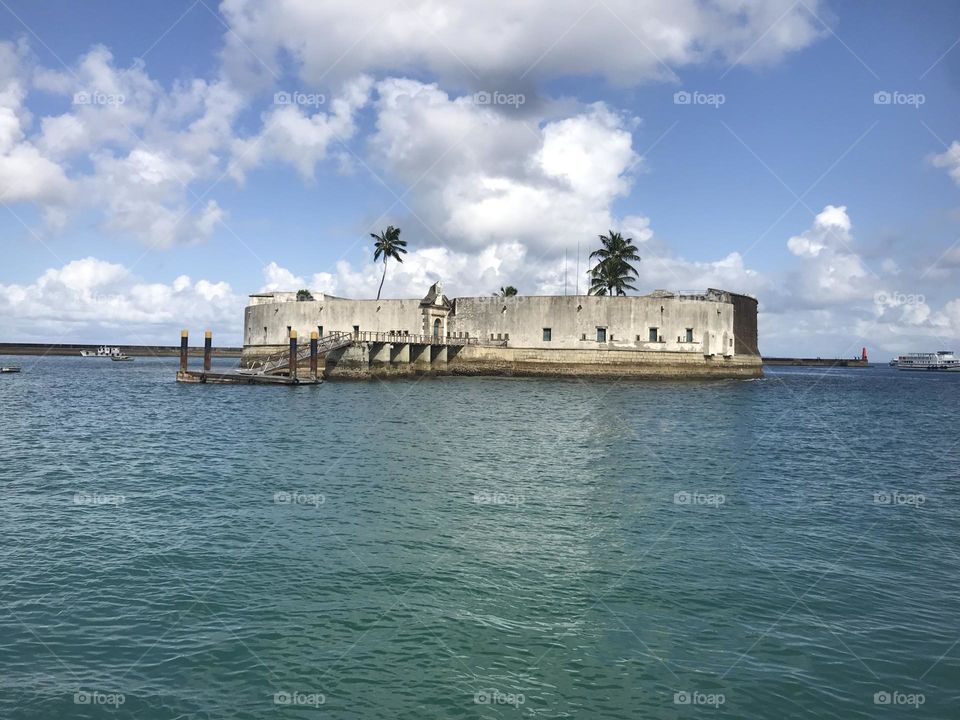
[175,329,323,386]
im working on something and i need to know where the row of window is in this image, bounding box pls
[541,327,695,343]
[275,325,701,344]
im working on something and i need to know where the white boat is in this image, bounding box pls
[1,366,21,373]
[895,350,960,372]
[80,346,123,358]
[110,354,134,362]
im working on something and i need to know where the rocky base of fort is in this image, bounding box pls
[242,343,763,380]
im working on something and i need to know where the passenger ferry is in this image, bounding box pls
[80,346,123,358]
[895,350,960,372]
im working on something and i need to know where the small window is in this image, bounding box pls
[353,325,360,336]
[497,333,502,340]
[504,333,509,341]
[581,333,587,341]
[597,327,607,342]
[649,327,658,342]
[685,328,694,343]
[543,328,552,341]
[729,338,733,347]
[318,325,323,337]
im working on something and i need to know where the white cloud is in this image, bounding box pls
[785,205,877,306]
[0,42,71,204]
[219,0,826,88]
[370,79,640,256]
[229,75,373,182]
[0,257,242,343]
[931,141,960,186]
[85,148,225,248]
[261,261,306,291]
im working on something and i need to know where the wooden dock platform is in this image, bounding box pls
[175,329,323,385]
[176,370,320,385]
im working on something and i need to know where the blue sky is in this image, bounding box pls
[1,0,959,355]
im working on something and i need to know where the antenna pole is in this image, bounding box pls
[575,241,580,296]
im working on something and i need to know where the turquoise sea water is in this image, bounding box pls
[0,356,958,719]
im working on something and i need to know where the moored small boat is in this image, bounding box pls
[80,346,124,358]
[110,354,134,362]
[1,366,21,373]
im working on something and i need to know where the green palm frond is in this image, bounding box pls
[587,231,641,296]
[370,225,408,299]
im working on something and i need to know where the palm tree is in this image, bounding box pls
[493,286,518,297]
[588,231,640,296]
[589,259,637,296]
[370,226,408,300]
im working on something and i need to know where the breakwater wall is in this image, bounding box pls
[0,343,243,358]
[763,357,869,368]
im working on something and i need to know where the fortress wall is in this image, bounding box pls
[448,295,735,355]
[244,298,422,346]
[241,289,760,379]
[729,293,760,356]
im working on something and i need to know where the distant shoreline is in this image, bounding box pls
[0,343,243,358]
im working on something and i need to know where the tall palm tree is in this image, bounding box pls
[493,286,518,297]
[370,226,408,300]
[588,231,640,296]
[589,259,637,296]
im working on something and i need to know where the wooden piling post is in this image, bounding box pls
[310,331,318,378]
[180,329,189,372]
[289,330,298,380]
[203,330,212,372]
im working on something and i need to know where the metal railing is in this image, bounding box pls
[354,331,478,346]
[241,332,354,375]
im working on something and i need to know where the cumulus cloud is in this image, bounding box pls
[0,43,237,246]
[219,0,826,88]
[0,258,241,343]
[784,205,878,306]
[229,75,373,182]
[931,141,960,186]
[0,42,71,205]
[369,78,641,256]
[756,205,960,356]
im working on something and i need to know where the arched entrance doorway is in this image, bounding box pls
[433,318,441,338]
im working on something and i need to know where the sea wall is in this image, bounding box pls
[283,343,761,379]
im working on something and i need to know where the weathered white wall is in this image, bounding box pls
[244,298,423,346]
[447,295,735,355]
[244,291,739,357]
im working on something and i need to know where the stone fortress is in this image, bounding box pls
[242,283,762,379]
